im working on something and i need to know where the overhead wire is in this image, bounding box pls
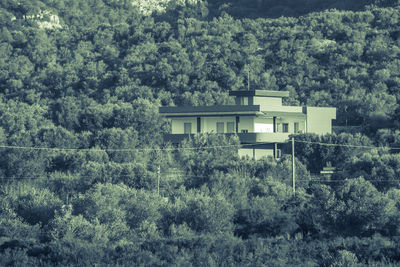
[0,138,400,152]
[1,137,400,183]
[294,139,400,150]
[0,143,241,152]
[0,176,398,182]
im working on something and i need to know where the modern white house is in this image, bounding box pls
[159,90,336,159]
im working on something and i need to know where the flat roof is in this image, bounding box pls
[229,90,290,98]
[260,111,306,118]
[159,105,310,118]
[159,105,261,116]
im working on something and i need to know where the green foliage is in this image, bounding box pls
[161,188,235,234]
[13,186,62,226]
[290,133,374,173]
[1,0,400,265]
[300,178,394,237]
[177,134,239,186]
[235,194,298,238]
[339,150,400,191]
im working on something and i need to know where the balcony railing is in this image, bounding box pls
[163,132,290,144]
[236,132,290,143]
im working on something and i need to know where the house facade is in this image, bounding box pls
[159,90,336,159]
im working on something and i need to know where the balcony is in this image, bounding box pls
[163,132,290,144]
[236,132,290,143]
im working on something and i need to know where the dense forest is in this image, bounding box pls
[1,0,400,265]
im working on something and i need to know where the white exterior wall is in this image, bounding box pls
[171,116,237,133]
[306,107,336,135]
[238,148,253,158]
[254,97,282,109]
[171,116,254,134]
[254,117,274,133]
[253,116,306,133]
[202,117,236,133]
[262,106,303,112]
[255,148,274,159]
[276,116,306,133]
[171,117,197,134]
[171,115,308,134]
[238,116,254,133]
[238,148,274,159]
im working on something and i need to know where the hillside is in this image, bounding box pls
[207,0,398,18]
[1,0,400,128]
[1,0,400,265]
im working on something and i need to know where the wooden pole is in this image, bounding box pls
[292,136,296,195]
[247,67,250,90]
[157,165,160,196]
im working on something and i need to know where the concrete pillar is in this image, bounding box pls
[197,117,201,133]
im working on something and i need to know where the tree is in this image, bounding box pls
[340,151,400,191]
[335,177,393,236]
[161,189,234,234]
[290,133,373,173]
[14,187,63,226]
[177,133,239,187]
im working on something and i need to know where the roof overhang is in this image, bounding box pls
[229,90,289,98]
[159,105,261,117]
[259,111,306,118]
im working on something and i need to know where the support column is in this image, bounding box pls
[236,116,240,133]
[304,120,307,133]
[273,143,278,159]
[197,117,201,133]
[292,137,296,195]
[273,116,277,133]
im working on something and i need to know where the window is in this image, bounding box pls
[276,123,281,132]
[282,123,289,133]
[240,97,248,105]
[276,149,282,158]
[227,122,235,133]
[216,122,224,133]
[197,117,201,133]
[241,129,248,133]
[184,123,192,134]
[294,122,299,133]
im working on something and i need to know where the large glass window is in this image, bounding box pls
[216,122,224,133]
[282,123,289,133]
[227,122,235,133]
[276,149,282,158]
[294,122,299,133]
[240,97,248,105]
[184,123,192,134]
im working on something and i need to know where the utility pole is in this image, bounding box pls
[157,165,160,196]
[291,136,296,195]
[247,66,250,90]
[156,148,161,196]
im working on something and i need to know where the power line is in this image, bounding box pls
[306,180,400,182]
[294,139,400,150]
[0,175,210,180]
[0,143,241,152]
[1,138,399,152]
[0,172,398,183]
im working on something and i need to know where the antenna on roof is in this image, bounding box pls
[247,67,250,90]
